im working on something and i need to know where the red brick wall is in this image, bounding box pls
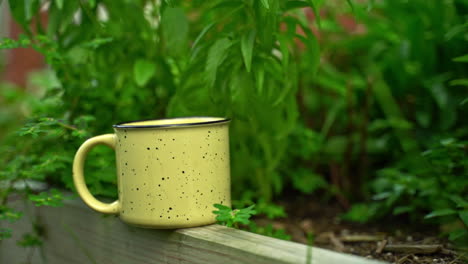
[2,12,46,88]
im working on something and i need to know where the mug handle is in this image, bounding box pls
[73,134,120,214]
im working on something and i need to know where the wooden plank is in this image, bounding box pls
[1,198,387,264]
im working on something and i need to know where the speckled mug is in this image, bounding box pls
[72,117,231,228]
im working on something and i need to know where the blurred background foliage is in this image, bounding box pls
[0,0,467,246]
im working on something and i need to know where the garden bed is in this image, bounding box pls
[0,197,385,264]
[257,195,464,264]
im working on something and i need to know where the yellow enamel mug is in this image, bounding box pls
[72,117,231,228]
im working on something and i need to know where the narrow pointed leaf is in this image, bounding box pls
[424,209,457,219]
[205,38,232,86]
[260,0,270,10]
[241,30,256,72]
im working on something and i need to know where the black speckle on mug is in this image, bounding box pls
[186,218,189,221]
[169,207,173,210]
[172,138,175,141]
[161,178,165,181]
[158,184,161,187]
[136,188,139,191]
[172,157,175,159]
[147,147,150,150]
[160,215,162,218]
[125,162,128,165]
[182,170,185,174]
[168,216,171,219]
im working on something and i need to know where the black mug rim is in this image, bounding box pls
[113,116,231,129]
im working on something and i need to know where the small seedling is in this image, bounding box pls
[212,204,257,228]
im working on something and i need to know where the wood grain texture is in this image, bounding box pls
[1,198,387,264]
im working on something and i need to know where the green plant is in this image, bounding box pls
[425,197,468,244]
[0,0,329,243]
[212,203,291,240]
[212,203,257,228]
[343,138,468,246]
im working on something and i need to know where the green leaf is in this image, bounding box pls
[0,35,31,49]
[82,38,113,49]
[278,34,289,72]
[284,1,309,11]
[346,0,354,11]
[291,169,327,194]
[448,229,468,241]
[260,0,270,10]
[28,189,66,207]
[459,211,468,227]
[305,0,321,27]
[161,7,189,56]
[342,203,375,223]
[424,209,457,219]
[8,0,40,26]
[393,206,412,215]
[0,206,23,222]
[55,0,64,9]
[449,79,468,87]
[453,54,468,63]
[164,0,174,7]
[255,65,265,94]
[241,30,256,73]
[0,228,12,240]
[213,203,231,211]
[205,38,232,86]
[192,22,215,51]
[450,196,468,208]
[17,233,42,247]
[133,59,157,87]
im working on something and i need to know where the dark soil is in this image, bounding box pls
[253,195,466,264]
